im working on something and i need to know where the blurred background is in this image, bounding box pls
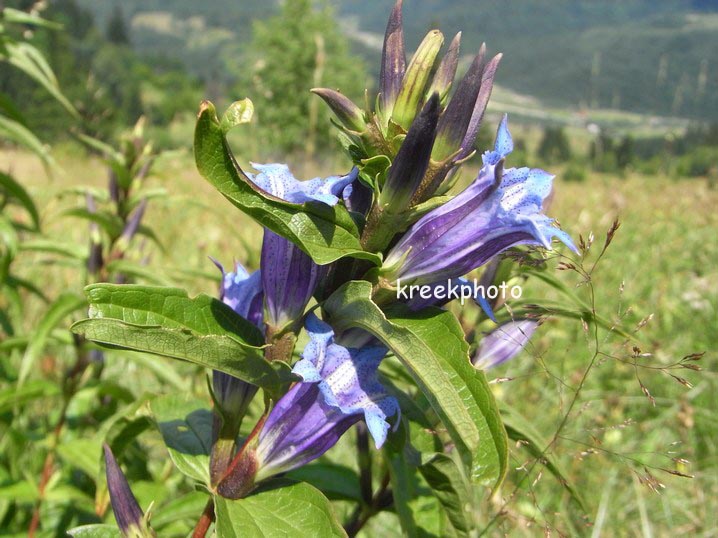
[1,0,716,536]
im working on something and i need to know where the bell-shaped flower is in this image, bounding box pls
[246,162,357,330]
[383,115,577,286]
[103,444,154,537]
[246,162,357,206]
[473,319,539,370]
[261,229,325,329]
[216,315,399,499]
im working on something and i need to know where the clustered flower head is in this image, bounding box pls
[106,1,579,519]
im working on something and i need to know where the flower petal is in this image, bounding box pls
[247,163,358,206]
[473,319,538,369]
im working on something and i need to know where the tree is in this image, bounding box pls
[246,0,367,155]
[106,5,129,45]
[537,126,572,164]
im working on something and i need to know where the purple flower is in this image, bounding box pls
[261,230,324,329]
[256,315,399,477]
[103,444,152,537]
[217,315,399,498]
[246,163,357,206]
[472,319,539,370]
[383,115,577,286]
[245,162,357,329]
[214,259,264,329]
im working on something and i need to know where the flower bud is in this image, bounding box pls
[104,444,154,537]
[391,29,444,131]
[379,93,440,211]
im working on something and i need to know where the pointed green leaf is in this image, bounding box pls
[324,281,508,488]
[72,284,293,392]
[419,454,473,536]
[194,101,379,266]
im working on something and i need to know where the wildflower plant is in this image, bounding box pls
[65,2,662,536]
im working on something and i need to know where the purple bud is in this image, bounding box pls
[379,93,440,210]
[473,319,539,369]
[311,88,366,132]
[103,444,147,536]
[432,47,487,162]
[210,259,263,483]
[379,0,406,116]
[428,32,461,101]
[108,170,120,205]
[119,199,148,247]
[459,53,503,160]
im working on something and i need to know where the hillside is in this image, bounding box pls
[76,0,718,121]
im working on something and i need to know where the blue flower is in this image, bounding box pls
[472,319,539,370]
[247,163,358,206]
[216,315,399,498]
[245,162,358,329]
[383,115,577,286]
[255,314,399,479]
[261,230,325,329]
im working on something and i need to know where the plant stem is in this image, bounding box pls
[344,472,391,537]
[191,499,215,538]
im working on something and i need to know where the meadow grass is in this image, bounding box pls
[2,144,715,536]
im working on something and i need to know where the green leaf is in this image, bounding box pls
[0,214,18,281]
[67,525,121,538]
[286,463,362,502]
[151,394,212,484]
[3,42,78,117]
[384,443,447,538]
[214,480,346,537]
[419,454,472,536]
[150,491,208,530]
[0,171,40,230]
[19,238,87,260]
[324,281,508,488]
[2,7,62,28]
[194,101,379,266]
[72,284,292,393]
[220,98,254,133]
[0,380,59,414]
[0,114,54,169]
[19,292,86,384]
[61,208,123,239]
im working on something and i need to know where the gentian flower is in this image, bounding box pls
[103,444,154,537]
[246,163,357,206]
[210,259,264,484]
[383,115,577,286]
[246,163,358,330]
[216,314,399,499]
[473,319,539,370]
